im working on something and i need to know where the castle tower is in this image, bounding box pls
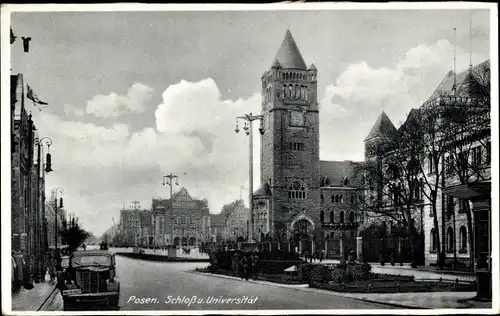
[256,30,320,246]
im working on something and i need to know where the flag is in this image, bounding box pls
[22,37,31,53]
[27,85,48,105]
[10,28,16,44]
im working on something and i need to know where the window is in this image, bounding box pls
[350,194,354,204]
[339,211,345,223]
[447,227,454,252]
[289,142,304,151]
[320,194,324,204]
[428,155,434,173]
[459,150,469,170]
[334,195,339,203]
[445,155,454,173]
[458,199,467,214]
[460,226,467,252]
[288,181,307,199]
[320,211,324,223]
[340,195,344,203]
[329,211,334,223]
[471,146,482,167]
[430,229,437,251]
[446,196,454,219]
[349,211,355,223]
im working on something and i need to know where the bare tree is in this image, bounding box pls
[438,61,491,273]
[359,117,425,268]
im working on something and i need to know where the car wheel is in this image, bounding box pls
[109,295,119,307]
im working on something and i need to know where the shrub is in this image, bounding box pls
[351,263,372,281]
[331,266,347,284]
[297,263,316,281]
[310,264,333,282]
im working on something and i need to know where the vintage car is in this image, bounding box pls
[60,250,120,309]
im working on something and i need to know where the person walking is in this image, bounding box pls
[252,253,260,280]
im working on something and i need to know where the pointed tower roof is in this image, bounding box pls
[364,111,397,141]
[272,30,307,70]
[308,63,317,71]
[271,58,282,69]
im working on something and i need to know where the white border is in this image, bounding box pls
[1,2,498,315]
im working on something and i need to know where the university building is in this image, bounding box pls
[362,60,491,270]
[152,188,210,247]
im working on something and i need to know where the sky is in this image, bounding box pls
[8,7,491,236]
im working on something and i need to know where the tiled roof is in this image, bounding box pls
[272,30,307,70]
[425,59,490,103]
[320,160,363,188]
[365,111,397,141]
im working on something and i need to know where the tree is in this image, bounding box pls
[60,215,90,253]
[359,112,425,268]
[438,61,491,273]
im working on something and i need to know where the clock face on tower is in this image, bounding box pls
[290,111,305,126]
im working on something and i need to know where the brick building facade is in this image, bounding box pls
[252,31,363,258]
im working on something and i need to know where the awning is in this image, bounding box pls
[442,180,491,200]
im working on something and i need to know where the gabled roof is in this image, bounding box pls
[309,63,317,71]
[425,59,490,103]
[365,111,397,141]
[172,187,192,201]
[272,30,307,70]
[320,160,363,188]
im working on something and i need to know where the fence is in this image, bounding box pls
[362,236,424,264]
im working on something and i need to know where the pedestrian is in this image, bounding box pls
[252,253,260,280]
[49,256,56,283]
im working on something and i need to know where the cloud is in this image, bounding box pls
[86,82,154,118]
[33,78,261,236]
[64,104,85,117]
[318,38,488,162]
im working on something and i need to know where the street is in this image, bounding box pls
[44,255,395,311]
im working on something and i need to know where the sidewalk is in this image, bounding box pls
[193,271,490,309]
[11,279,58,311]
[314,259,475,282]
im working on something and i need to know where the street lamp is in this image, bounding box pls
[53,187,64,250]
[33,136,53,281]
[162,173,180,200]
[235,113,264,243]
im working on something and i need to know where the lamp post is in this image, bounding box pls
[33,136,53,281]
[235,113,264,243]
[162,173,179,200]
[53,187,64,251]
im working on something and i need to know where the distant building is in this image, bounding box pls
[222,199,249,242]
[209,214,225,243]
[152,188,209,247]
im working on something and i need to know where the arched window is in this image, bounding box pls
[329,210,334,223]
[320,194,324,204]
[320,210,324,223]
[339,211,345,223]
[295,84,300,99]
[349,211,355,223]
[350,194,354,204]
[335,195,339,203]
[430,229,437,251]
[331,195,335,203]
[288,181,307,200]
[340,195,344,203]
[460,226,467,251]
[447,227,454,252]
[288,85,293,99]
